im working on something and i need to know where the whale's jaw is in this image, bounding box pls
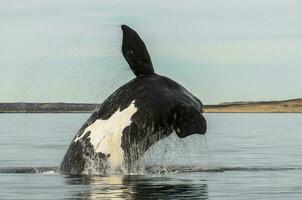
[60,101,138,175]
[73,101,137,170]
[60,100,173,175]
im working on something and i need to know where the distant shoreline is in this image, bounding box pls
[204,98,302,113]
[0,103,97,113]
[0,98,302,113]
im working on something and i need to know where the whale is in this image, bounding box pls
[60,25,207,175]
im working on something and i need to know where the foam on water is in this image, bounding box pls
[1,165,301,175]
[0,167,59,174]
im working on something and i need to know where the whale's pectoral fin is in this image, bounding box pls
[121,25,155,77]
[173,104,207,138]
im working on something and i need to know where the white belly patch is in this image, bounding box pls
[73,101,137,167]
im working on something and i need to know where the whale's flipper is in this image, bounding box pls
[173,104,207,138]
[121,25,155,77]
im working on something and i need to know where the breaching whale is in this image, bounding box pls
[60,25,207,175]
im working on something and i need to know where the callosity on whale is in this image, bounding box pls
[60,25,207,175]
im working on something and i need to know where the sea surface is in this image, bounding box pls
[0,113,301,199]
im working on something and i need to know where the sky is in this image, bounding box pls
[1,0,302,104]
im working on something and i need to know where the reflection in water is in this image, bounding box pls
[64,175,208,199]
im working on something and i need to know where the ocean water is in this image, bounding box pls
[0,113,302,199]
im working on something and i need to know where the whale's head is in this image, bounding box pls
[173,102,207,138]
